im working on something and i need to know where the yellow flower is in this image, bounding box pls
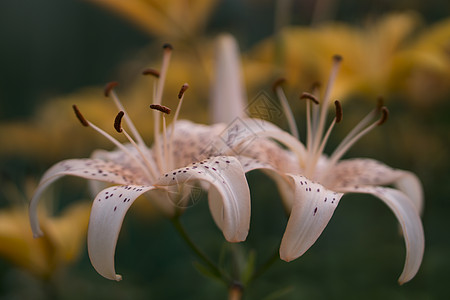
[86,0,218,40]
[247,12,450,103]
[0,184,90,279]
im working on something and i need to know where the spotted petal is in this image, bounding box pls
[338,186,424,284]
[155,156,250,242]
[165,120,226,168]
[280,175,343,261]
[238,156,295,210]
[325,158,424,213]
[29,158,143,238]
[88,184,155,281]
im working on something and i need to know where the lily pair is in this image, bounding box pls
[29,43,424,285]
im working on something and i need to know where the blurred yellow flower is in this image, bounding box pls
[247,12,450,104]
[0,183,90,279]
[86,0,218,40]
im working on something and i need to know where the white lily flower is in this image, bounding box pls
[29,45,250,282]
[212,52,424,284]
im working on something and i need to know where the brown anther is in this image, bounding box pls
[114,111,124,133]
[142,68,160,78]
[272,78,287,92]
[163,43,173,51]
[333,54,343,63]
[72,105,89,127]
[300,92,319,105]
[150,104,171,114]
[334,100,343,123]
[104,82,119,97]
[377,107,389,125]
[178,83,189,99]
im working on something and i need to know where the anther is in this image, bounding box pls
[104,82,119,97]
[333,54,343,63]
[163,43,173,51]
[72,105,89,127]
[334,100,343,123]
[114,111,124,133]
[178,83,189,99]
[300,92,319,105]
[272,78,286,92]
[150,104,171,114]
[142,68,160,78]
[377,107,389,125]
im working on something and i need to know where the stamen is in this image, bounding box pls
[178,83,189,99]
[105,82,148,151]
[314,55,343,154]
[300,92,319,105]
[306,102,341,177]
[114,111,125,133]
[114,111,159,180]
[327,106,390,172]
[333,54,343,63]
[162,114,169,171]
[272,77,286,92]
[169,83,189,169]
[142,68,160,78]
[163,43,174,51]
[72,106,154,181]
[150,104,171,114]
[72,105,89,127]
[334,100,343,123]
[152,44,173,173]
[274,78,299,139]
[377,107,389,125]
[104,82,119,97]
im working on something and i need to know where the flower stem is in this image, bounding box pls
[228,282,244,300]
[248,249,279,283]
[171,217,226,282]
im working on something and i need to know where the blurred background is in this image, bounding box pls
[1,0,449,299]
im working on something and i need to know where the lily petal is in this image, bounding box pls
[165,120,226,167]
[155,156,250,242]
[325,158,424,214]
[394,171,424,215]
[29,158,143,238]
[87,184,155,281]
[325,158,405,188]
[280,175,343,261]
[338,186,424,284]
[238,156,295,210]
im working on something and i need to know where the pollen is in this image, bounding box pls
[114,111,124,133]
[150,104,171,114]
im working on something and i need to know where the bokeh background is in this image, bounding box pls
[1,0,449,299]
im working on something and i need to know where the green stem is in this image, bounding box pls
[171,217,227,282]
[249,249,280,284]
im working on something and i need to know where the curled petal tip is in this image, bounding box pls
[115,274,123,282]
